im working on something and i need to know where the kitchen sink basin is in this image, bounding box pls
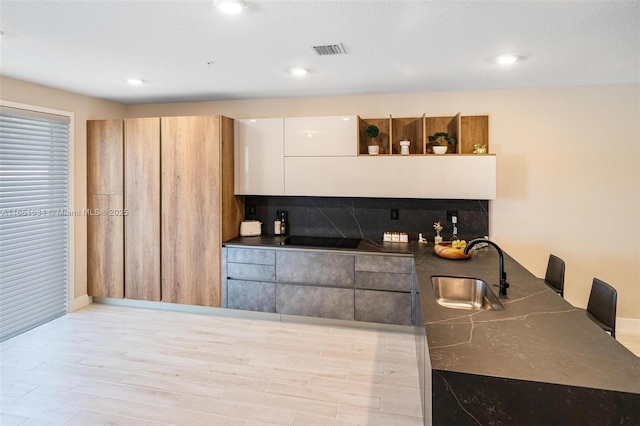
[431,276,505,311]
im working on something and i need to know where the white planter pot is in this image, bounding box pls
[368,145,380,155]
[400,140,410,155]
[433,145,448,155]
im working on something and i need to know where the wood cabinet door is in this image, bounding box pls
[87,120,123,195]
[161,116,221,307]
[220,116,243,242]
[124,118,161,301]
[87,194,124,298]
[87,120,124,298]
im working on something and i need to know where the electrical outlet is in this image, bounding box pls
[248,205,256,215]
[391,209,399,220]
[446,210,458,222]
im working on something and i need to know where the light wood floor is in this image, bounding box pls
[0,304,423,426]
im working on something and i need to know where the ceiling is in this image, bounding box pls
[1,0,639,105]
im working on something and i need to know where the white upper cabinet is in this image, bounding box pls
[234,118,284,195]
[284,155,496,199]
[284,116,357,157]
[236,114,496,199]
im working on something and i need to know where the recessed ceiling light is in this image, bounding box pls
[215,0,246,14]
[290,67,308,77]
[127,78,145,86]
[493,54,525,65]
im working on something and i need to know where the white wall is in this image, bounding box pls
[127,85,640,320]
[3,76,637,321]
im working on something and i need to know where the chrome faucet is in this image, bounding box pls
[464,238,510,296]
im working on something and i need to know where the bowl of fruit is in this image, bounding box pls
[434,239,473,260]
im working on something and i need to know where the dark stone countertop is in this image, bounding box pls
[223,235,430,256]
[416,248,640,395]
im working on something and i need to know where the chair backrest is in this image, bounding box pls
[586,278,617,337]
[544,254,565,297]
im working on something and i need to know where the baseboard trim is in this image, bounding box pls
[91,298,412,333]
[617,317,640,336]
[70,295,92,312]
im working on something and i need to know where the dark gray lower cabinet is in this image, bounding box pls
[228,247,275,265]
[355,289,412,325]
[276,251,354,287]
[276,284,354,320]
[355,271,412,292]
[228,279,276,313]
[228,263,275,281]
[355,254,412,274]
[223,246,414,325]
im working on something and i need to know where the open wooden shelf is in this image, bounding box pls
[358,116,391,155]
[358,113,489,156]
[425,113,460,154]
[460,116,489,154]
[391,115,424,154]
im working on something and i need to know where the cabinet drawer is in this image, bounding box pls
[227,247,275,265]
[355,289,412,326]
[356,254,413,273]
[276,251,354,287]
[276,284,354,320]
[228,263,275,281]
[228,280,275,313]
[355,271,412,292]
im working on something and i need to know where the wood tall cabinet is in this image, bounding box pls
[161,116,242,307]
[124,118,161,301]
[87,115,241,306]
[87,120,124,298]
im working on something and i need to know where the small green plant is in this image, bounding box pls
[365,125,380,139]
[428,132,457,146]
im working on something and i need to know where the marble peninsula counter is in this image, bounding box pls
[415,248,640,425]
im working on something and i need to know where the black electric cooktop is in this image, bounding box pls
[284,236,362,249]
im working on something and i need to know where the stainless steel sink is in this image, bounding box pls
[431,276,505,311]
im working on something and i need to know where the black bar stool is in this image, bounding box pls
[544,254,565,297]
[586,278,617,338]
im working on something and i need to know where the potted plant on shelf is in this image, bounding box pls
[366,125,380,155]
[428,132,456,154]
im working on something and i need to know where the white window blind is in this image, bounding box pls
[0,106,70,341]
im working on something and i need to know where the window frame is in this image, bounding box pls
[0,100,75,318]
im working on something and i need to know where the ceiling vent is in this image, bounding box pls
[311,43,347,56]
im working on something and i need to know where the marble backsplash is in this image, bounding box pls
[243,196,489,242]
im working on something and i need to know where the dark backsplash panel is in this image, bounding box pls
[243,196,489,242]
